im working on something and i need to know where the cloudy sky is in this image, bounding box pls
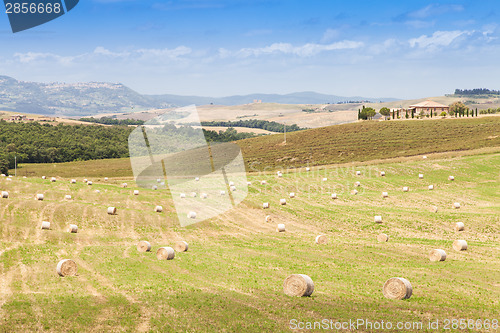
[1,0,499,99]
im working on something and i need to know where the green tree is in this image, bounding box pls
[449,101,467,117]
[379,107,391,117]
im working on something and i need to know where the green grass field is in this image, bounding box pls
[0,150,498,332]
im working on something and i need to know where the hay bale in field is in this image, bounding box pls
[0,174,5,177]
[263,202,269,209]
[156,178,161,183]
[356,171,361,176]
[453,202,460,209]
[1,191,8,198]
[377,233,389,242]
[380,171,386,177]
[322,178,328,182]
[137,241,151,252]
[453,240,467,251]
[289,192,295,198]
[315,235,327,244]
[276,224,285,232]
[64,195,72,200]
[42,176,46,180]
[95,190,100,194]
[70,179,76,184]
[429,249,446,262]
[56,259,77,277]
[229,181,235,186]
[351,189,358,195]
[87,181,92,185]
[431,206,438,213]
[283,274,314,297]
[280,199,286,205]
[428,185,434,190]
[201,193,208,199]
[180,193,186,198]
[152,185,158,190]
[383,277,412,300]
[278,173,283,178]
[195,177,200,181]
[41,221,50,230]
[155,205,163,212]
[306,167,310,172]
[68,224,78,233]
[107,207,117,215]
[331,193,338,199]
[133,190,139,195]
[187,211,197,219]
[419,174,424,179]
[455,222,465,231]
[220,190,226,196]
[448,176,454,181]
[261,180,267,185]
[230,185,237,192]
[191,192,197,198]
[374,215,382,223]
[403,186,409,192]
[174,241,188,252]
[104,177,108,181]
[156,247,175,260]
[35,193,44,201]
[51,177,56,182]
[423,155,427,159]
[265,215,272,222]
[83,179,87,183]
[122,183,128,188]
[382,192,388,198]
[354,181,361,187]
[246,181,252,186]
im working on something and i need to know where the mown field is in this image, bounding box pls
[0,151,498,332]
[14,116,500,178]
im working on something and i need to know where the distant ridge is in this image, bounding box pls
[0,75,398,117]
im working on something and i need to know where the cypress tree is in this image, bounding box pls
[476,108,478,117]
[467,109,469,117]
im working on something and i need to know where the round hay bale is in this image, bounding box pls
[455,222,465,231]
[229,181,235,186]
[122,183,128,188]
[137,241,151,252]
[174,241,188,252]
[156,178,161,183]
[351,189,358,195]
[230,186,237,192]
[331,193,338,199]
[382,192,388,198]
[246,181,252,186]
[83,179,88,183]
[380,171,386,177]
[0,174,5,177]
[289,192,295,198]
[276,224,285,232]
[191,192,197,198]
[423,155,427,159]
[201,193,208,199]
[374,215,382,223]
[356,171,361,176]
[278,173,283,178]
[70,179,76,184]
[104,177,108,181]
[280,199,287,205]
[180,193,186,198]
[315,235,327,244]
[56,259,77,277]
[51,177,56,182]
[354,181,361,187]
[453,240,467,251]
[383,277,412,300]
[156,247,175,260]
[41,221,50,230]
[35,193,44,201]
[419,174,424,179]
[453,202,460,209]
[220,190,226,196]
[403,186,409,192]
[448,175,455,181]
[187,211,197,219]
[154,205,163,212]
[283,274,314,297]
[428,185,434,190]
[263,202,269,209]
[107,207,117,215]
[429,249,447,262]
[133,190,139,195]
[195,177,200,182]
[261,180,267,185]
[306,167,310,172]
[42,176,46,180]
[265,215,272,222]
[152,185,158,190]
[64,195,72,200]
[68,224,78,233]
[377,233,389,242]
[95,190,100,194]
[431,206,439,213]
[1,191,8,198]
[322,178,328,182]
[87,181,92,186]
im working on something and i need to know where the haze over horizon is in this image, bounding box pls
[1,0,499,99]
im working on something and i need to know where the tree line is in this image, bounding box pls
[201,119,305,133]
[79,117,145,125]
[454,89,500,96]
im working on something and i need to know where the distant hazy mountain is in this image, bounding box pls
[0,75,398,117]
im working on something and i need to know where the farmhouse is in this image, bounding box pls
[408,100,449,115]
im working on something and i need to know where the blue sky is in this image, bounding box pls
[1,0,499,99]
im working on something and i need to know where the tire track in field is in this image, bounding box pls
[19,263,45,332]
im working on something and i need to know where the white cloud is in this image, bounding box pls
[136,46,192,58]
[93,47,130,58]
[13,52,75,65]
[409,4,464,19]
[409,30,471,49]
[321,28,340,43]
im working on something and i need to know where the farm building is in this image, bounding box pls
[408,100,449,115]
